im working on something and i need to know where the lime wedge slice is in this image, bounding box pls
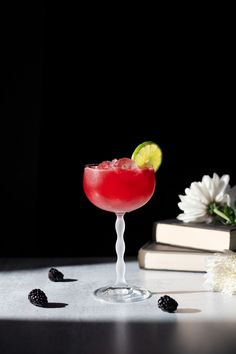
[131,141,162,172]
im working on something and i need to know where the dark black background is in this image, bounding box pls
[1,4,234,257]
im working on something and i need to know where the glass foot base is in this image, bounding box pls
[94,285,151,303]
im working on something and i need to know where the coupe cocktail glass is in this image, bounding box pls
[83,158,156,303]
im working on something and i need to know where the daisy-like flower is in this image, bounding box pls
[205,251,236,295]
[177,173,236,225]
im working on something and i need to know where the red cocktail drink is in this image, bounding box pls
[83,157,157,303]
[83,162,155,213]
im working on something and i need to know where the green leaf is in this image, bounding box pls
[209,202,236,226]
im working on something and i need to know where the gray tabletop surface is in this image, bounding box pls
[1,257,236,354]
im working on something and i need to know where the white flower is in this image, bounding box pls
[205,251,236,295]
[177,173,231,223]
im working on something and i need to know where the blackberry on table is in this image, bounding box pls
[48,267,64,282]
[28,289,48,307]
[158,295,178,313]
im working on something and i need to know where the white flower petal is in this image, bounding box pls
[185,188,207,203]
[190,182,209,204]
[178,205,205,213]
[177,173,231,224]
[200,178,213,202]
[178,194,185,202]
[202,175,213,197]
[178,200,206,211]
[214,174,230,201]
[177,213,210,223]
[212,173,220,188]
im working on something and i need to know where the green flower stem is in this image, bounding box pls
[213,207,231,223]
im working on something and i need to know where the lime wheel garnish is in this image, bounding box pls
[131,141,162,172]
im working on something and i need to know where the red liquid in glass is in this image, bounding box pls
[83,165,156,213]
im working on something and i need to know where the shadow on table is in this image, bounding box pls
[0,257,138,271]
[0,319,235,354]
[44,302,68,308]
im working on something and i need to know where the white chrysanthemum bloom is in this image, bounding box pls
[177,173,231,223]
[205,251,236,295]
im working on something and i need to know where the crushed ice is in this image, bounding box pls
[97,158,138,169]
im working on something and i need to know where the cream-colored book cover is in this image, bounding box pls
[153,219,236,252]
[138,241,215,272]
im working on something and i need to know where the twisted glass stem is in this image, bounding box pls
[114,213,128,287]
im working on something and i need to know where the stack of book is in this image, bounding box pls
[138,219,236,272]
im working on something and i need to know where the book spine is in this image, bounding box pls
[137,248,145,269]
[152,222,158,243]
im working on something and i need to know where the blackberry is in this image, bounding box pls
[48,267,64,282]
[158,295,178,313]
[28,289,48,307]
